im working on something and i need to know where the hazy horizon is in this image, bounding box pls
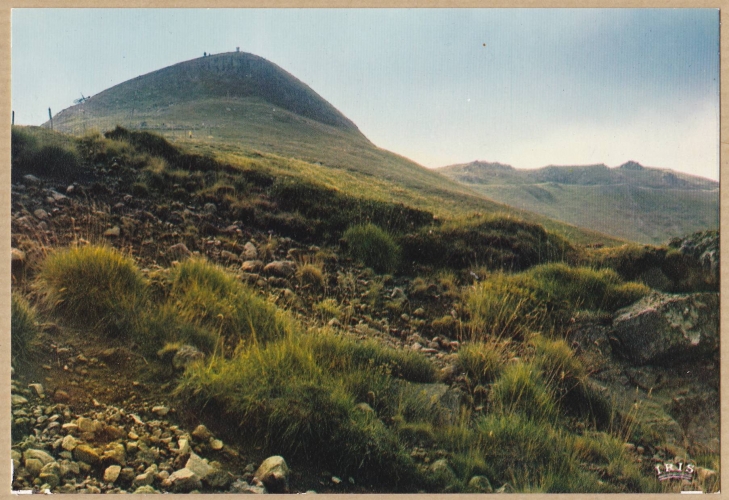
[11,9,720,181]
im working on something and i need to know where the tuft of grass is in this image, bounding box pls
[37,245,147,338]
[11,293,40,365]
[465,263,649,340]
[167,257,295,348]
[297,262,325,289]
[313,298,342,322]
[457,341,506,386]
[465,272,545,340]
[343,223,401,274]
[176,330,424,488]
[488,362,558,423]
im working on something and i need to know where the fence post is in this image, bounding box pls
[48,108,53,130]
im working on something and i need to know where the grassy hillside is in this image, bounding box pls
[49,52,626,246]
[440,161,719,244]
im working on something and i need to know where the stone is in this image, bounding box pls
[23,174,41,185]
[133,467,157,488]
[185,453,213,479]
[254,455,290,493]
[12,395,28,406]
[203,202,217,214]
[152,405,170,416]
[172,345,204,369]
[168,467,202,492]
[467,475,493,493]
[24,458,43,477]
[61,435,78,452]
[354,402,375,415]
[230,479,266,494]
[241,242,258,260]
[429,459,457,488]
[104,226,121,237]
[76,416,98,433]
[167,243,192,259]
[191,425,213,442]
[210,439,223,451]
[74,444,101,465]
[28,383,44,397]
[34,209,48,219]
[221,250,240,262]
[263,260,297,278]
[611,292,719,365]
[102,442,127,466]
[133,485,159,494]
[24,448,55,466]
[103,465,122,483]
[241,260,264,273]
[11,248,26,266]
[120,467,136,482]
[38,462,61,488]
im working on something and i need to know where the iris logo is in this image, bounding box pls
[654,462,695,482]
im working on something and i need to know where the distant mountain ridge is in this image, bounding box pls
[439,161,719,244]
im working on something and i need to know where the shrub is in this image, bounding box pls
[37,245,147,338]
[343,223,400,274]
[167,258,294,347]
[11,293,39,365]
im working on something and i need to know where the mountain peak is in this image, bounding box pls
[619,160,644,170]
[55,51,360,133]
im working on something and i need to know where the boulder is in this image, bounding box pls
[241,260,264,273]
[254,455,290,493]
[38,462,61,488]
[611,292,719,365]
[168,467,202,492]
[185,453,213,480]
[23,448,55,466]
[263,260,297,278]
[241,242,258,260]
[74,444,101,465]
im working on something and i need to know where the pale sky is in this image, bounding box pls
[11,9,720,181]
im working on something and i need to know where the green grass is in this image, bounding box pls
[584,242,716,292]
[343,223,401,274]
[167,257,295,349]
[37,245,148,338]
[176,330,429,488]
[12,126,84,182]
[457,341,506,386]
[465,263,649,340]
[400,213,577,273]
[11,293,40,366]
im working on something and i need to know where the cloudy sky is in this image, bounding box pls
[12,9,720,180]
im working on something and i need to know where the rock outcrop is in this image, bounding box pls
[611,292,719,365]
